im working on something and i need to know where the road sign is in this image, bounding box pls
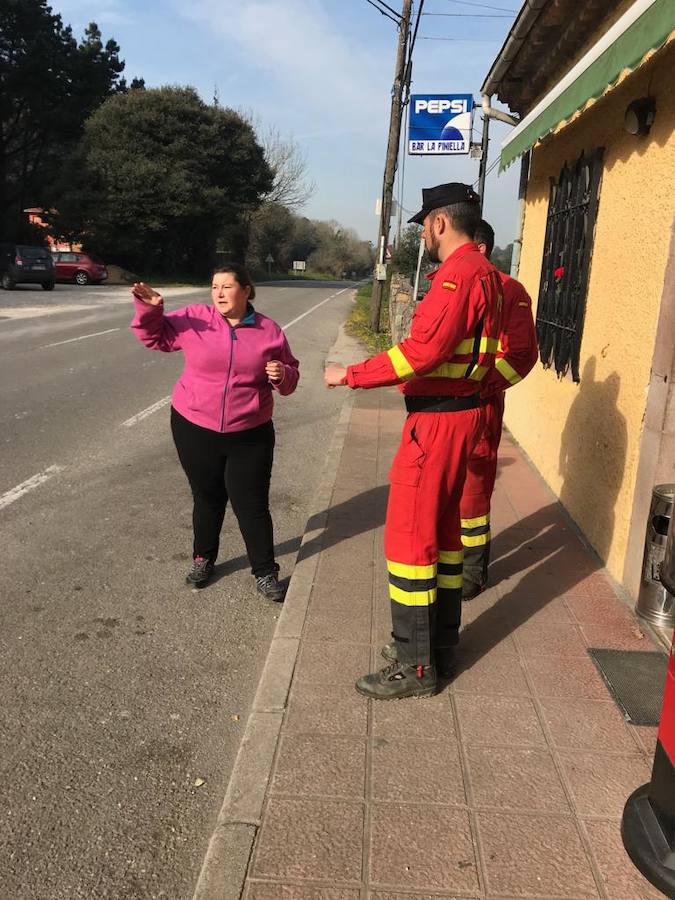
[292,260,306,271]
[375,199,398,217]
[265,254,274,263]
[408,94,474,155]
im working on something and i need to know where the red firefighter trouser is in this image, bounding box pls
[459,393,505,589]
[384,407,483,666]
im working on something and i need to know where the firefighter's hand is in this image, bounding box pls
[266,360,284,383]
[324,365,348,388]
[132,282,163,306]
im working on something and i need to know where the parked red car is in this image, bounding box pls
[52,251,108,285]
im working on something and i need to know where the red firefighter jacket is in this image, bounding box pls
[480,271,538,400]
[346,242,502,396]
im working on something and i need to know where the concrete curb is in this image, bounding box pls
[190,389,356,900]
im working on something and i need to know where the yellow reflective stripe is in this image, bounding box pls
[497,338,505,352]
[387,560,436,579]
[495,357,522,385]
[438,573,463,590]
[462,532,491,548]
[461,514,490,529]
[387,345,415,380]
[453,337,499,355]
[469,365,488,381]
[427,362,468,379]
[439,549,463,565]
[389,583,436,606]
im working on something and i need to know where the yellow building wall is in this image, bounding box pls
[505,42,675,586]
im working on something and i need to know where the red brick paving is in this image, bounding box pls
[245,389,666,899]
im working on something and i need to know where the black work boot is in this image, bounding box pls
[462,579,485,601]
[380,642,456,678]
[355,660,437,700]
[256,571,285,602]
[186,556,215,588]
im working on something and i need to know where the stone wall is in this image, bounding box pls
[388,273,414,344]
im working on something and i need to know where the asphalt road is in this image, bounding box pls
[0,280,357,899]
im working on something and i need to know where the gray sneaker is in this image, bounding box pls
[380,641,456,677]
[256,572,285,602]
[355,660,437,700]
[186,556,215,588]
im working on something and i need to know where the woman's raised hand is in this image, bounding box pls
[132,282,163,306]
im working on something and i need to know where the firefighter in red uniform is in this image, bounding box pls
[325,183,503,700]
[460,220,539,600]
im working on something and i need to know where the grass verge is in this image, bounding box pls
[344,282,391,355]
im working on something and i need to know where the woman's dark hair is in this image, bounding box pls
[213,264,256,300]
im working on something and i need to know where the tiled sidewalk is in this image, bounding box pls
[243,388,666,900]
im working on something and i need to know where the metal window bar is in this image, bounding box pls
[536,148,604,382]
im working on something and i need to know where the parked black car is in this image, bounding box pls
[0,244,55,290]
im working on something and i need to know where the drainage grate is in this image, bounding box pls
[588,649,668,726]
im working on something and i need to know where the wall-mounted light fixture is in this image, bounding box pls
[624,97,656,135]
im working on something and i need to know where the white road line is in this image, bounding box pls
[41,327,120,349]
[281,288,348,331]
[0,465,65,511]
[121,396,171,428]
[121,286,351,428]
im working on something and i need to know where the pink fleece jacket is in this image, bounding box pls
[130,299,299,433]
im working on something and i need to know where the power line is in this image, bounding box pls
[364,0,401,26]
[395,104,409,243]
[473,155,501,187]
[402,0,425,100]
[423,12,514,16]
[374,0,404,19]
[442,0,517,10]
[418,35,504,40]
[409,0,426,60]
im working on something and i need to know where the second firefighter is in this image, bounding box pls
[324,182,503,699]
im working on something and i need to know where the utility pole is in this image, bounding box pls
[370,0,413,333]
[477,111,490,214]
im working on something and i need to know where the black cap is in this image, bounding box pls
[408,182,480,225]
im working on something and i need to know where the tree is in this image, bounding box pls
[226,113,315,264]
[492,243,513,274]
[0,2,126,239]
[307,221,373,278]
[289,216,319,263]
[239,113,315,211]
[391,225,423,281]
[258,124,315,210]
[57,87,273,275]
[247,202,296,272]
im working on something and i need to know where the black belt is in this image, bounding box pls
[405,394,481,413]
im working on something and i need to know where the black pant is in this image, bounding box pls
[171,408,276,577]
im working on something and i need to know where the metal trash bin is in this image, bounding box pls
[661,496,675,598]
[636,483,675,628]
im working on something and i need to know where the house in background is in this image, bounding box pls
[24,208,80,252]
[481,0,674,599]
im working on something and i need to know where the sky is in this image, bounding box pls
[50,0,524,247]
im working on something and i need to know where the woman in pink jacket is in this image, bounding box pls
[130,264,299,598]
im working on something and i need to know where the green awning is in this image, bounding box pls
[500,0,675,170]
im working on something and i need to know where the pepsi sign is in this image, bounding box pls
[408,93,474,155]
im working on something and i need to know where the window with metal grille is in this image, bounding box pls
[535,148,604,382]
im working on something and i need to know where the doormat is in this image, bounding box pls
[588,648,668,726]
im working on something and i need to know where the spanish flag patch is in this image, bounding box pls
[442,281,457,291]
